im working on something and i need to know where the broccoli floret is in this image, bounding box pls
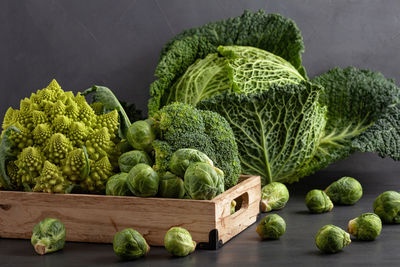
[151,102,241,188]
[0,80,123,193]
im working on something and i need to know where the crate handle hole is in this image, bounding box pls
[231,192,249,214]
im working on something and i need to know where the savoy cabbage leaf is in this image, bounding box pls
[352,104,400,160]
[165,46,305,107]
[305,67,400,175]
[149,10,306,116]
[199,82,326,185]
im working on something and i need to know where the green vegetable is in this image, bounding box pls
[158,172,185,198]
[325,177,363,205]
[126,163,159,197]
[113,228,150,260]
[373,191,400,223]
[151,102,241,188]
[305,189,333,213]
[164,227,196,257]
[261,182,289,212]
[149,10,307,116]
[348,213,382,240]
[201,81,325,185]
[0,80,126,193]
[169,148,213,177]
[31,218,66,255]
[118,150,153,173]
[315,225,351,253]
[256,214,286,240]
[106,173,131,196]
[149,10,400,185]
[230,200,237,214]
[126,120,156,152]
[184,162,224,200]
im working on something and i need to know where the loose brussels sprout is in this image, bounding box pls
[315,225,351,253]
[126,120,156,152]
[184,162,224,200]
[31,218,66,255]
[305,189,334,213]
[373,191,400,223]
[261,182,289,212]
[230,200,237,215]
[164,227,196,257]
[126,163,159,197]
[118,150,153,173]
[158,172,185,198]
[348,213,382,240]
[113,228,150,260]
[106,173,131,196]
[256,214,286,240]
[325,176,363,205]
[169,148,213,177]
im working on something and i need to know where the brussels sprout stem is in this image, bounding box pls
[261,199,272,212]
[34,242,47,255]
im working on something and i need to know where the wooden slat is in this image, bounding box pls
[0,175,261,247]
[213,176,261,244]
[0,192,216,246]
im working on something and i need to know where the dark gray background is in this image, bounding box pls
[1,0,400,172]
[1,0,400,266]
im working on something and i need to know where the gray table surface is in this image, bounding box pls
[1,153,399,267]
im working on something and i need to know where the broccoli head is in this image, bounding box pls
[152,102,241,188]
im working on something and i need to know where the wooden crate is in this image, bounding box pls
[0,175,261,250]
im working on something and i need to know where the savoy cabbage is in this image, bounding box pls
[148,10,400,185]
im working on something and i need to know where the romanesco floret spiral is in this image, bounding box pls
[33,161,70,193]
[2,108,19,130]
[62,148,87,182]
[6,161,21,188]
[32,110,48,126]
[68,122,89,146]
[0,80,122,193]
[44,133,73,165]
[85,127,114,161]
[33,123,53,145]
[15,146,44,186]
[80,156,113,192]
[96,110,119,139]
[53,115,71,135]
[10,122,33,150]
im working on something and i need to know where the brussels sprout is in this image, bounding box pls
[230,200,237,214]
[126,120,156,152]
[261,182,289,212]
[31,218,66,255]
[126,163,159,197]
[373,191,400,223]
[119,150,153,173]
[158,172,185,198]
[184,162,224,200]
[348,213,382,240]
[113,228,150,260]
[325,176,363,205]
[164,227,196,257]
[256,214,286,240]
[169,148,213,177]
[305,189,334,213]
[106,173,131,196]
[315,225,351,253]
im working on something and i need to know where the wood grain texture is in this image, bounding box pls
[0,176,260,247]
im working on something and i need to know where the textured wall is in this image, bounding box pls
[1,0,399,175]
